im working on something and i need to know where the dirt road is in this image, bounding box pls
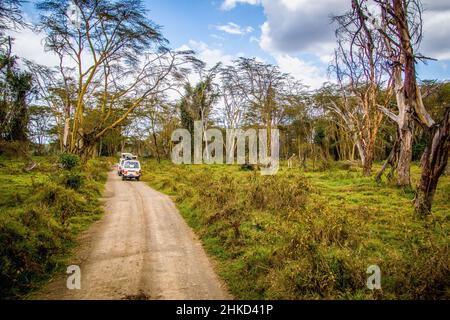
[34,171,231,300]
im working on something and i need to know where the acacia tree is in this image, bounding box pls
[36,0,196,158]
[349,0,419,186]
[28,104,54,152]
[354,0,450,215]
[220,64,246,130]
[278,86,311,163]
[314,84,364,162]
[129,96,178,162]
[0,0,26,57]
[331,7,391,176]
[227,58,294,152]
[26,62,76,152]
[178,63,221,161]
[386,0,449,216]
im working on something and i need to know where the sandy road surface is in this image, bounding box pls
[34,171,231,300]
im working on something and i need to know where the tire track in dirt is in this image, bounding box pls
[33,170,231,300]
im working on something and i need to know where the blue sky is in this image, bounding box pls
[16,0,450,89]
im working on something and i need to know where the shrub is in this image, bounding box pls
[83,158,108,182]
[246,173,311,212]
[0,141,30,158]
[63,172,83,190]
[0,156,109,299]
[337,161,353,171]
[29,182,88,225]
[0,206,65,298]
[316,159,333,172]
[240,164,257,171]
[59,153,80,170]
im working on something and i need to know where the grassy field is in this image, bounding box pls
[141,160,449,299]
[0,155,111,299]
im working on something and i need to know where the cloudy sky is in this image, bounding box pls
[14,0,450,89]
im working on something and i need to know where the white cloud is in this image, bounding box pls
[221,0,261,11]
[274,54,328,89]
[214,22,254,35]
[258,0,346,58]
[253,0,450,62]
[249,36,259,43]
[210,34,225,41]
[6,15,95,70]
[421,9,450,60]
[223,0,450,88]
[7,28,60,67]
[221,0,345,58]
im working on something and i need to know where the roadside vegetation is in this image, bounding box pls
[0,148,110,299]
[142,160,449,299]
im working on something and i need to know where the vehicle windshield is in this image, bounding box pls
[124,161,140,169]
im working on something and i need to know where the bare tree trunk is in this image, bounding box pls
[396,81,414,187]
[62,107,71,152]
[414,108,450,216]
[354,138,365,167]
[363,148,373,176]
[152,131,161,163]
[397,124,413,187]
[98,140,102,157]
[388,0,450,215]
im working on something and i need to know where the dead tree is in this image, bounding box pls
[366,0,450,216]
[332,6,389,176]
[349,0,419,187]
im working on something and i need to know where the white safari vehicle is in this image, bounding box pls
[121,160,142,181]
[118,153,137,176]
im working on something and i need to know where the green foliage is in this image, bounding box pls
[313,125,326,145]
[0,206,66,298]
[0,140,30,157]
[58,153,80,170]
[83,158,109,182]
[62,172,82,190]
[0,45,33,142]
[28,182,89,224]
[0,156,108,299]
[142,160,450,300]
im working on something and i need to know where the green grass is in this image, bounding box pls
[141,160,450,300]
[0,155,111,299]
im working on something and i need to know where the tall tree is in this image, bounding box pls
[331,6,390,176]
[226,57,295,155]
[355,0,450,215]
[220,64,246,130]
[36,0,196,158]
[178,64,221,160]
